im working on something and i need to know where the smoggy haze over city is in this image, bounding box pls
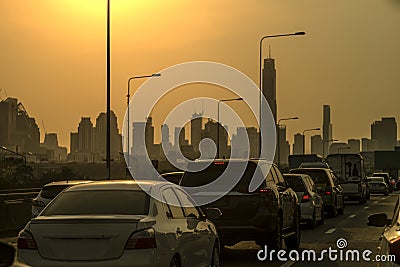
[1,0,400,151]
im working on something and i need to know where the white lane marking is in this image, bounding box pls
[382,198,387,200]
[363,206,369,209]
[325,228,336,234]
[374,201,378,203]
[280,260,296,267]
[348,214,356,218]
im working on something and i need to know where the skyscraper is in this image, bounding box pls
[293,133,304,155]
[322,105,333,157]
[262,56,277,122]
[371,117,397,151]
[311,134,323,156]
[191,112,203,153]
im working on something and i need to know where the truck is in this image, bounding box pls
[326,153,368,204]
[288,154,323,169]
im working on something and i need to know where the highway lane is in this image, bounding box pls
[220,193,398,266]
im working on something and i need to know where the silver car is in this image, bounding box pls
[284,173,324,228]
[19,180,221,267]
[367,177,389,196]
[31,180,92,217]
[368,195,400,266]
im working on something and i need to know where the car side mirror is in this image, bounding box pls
[367,213,391,227]
[0,241,15,267]
[205,208,222,220]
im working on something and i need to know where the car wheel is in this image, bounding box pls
[285,211,301,250]
[170,255,181,267]
[337,200,344,215]
[328,205,337,217]
[211,245,220,267]
[307,210,317,229]
[317,208,324,225]
[268,215,283,250]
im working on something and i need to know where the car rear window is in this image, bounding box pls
[42,190,149,216]
[290,169,329,185]
[180,161,260,193]
[40,185,72,199]
[286,177,306,192]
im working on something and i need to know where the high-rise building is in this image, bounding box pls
[293,133,304,155]
[277,125,290,165]
[371,117,397,151]
[311,134,323,156]
[361,138,376,152]
[191,113,203,153]
[41,133,67,162]
[347,139,360,154]
[77,117,93,153]
[262,56,277,122]
[322,105,333,157]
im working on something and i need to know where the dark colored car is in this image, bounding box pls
[180,159,300,250]
[367,177,389,196]
[290,168,345,217]
[284,174,324,228]
[368,195,400,265]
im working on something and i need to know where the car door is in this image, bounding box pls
[331,172,344,208]
[174,188,213,266]
[272,166,293,229]
[162,188,199,266]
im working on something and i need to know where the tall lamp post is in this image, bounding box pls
[106,0,111,179]
[0,146,26,164]
[259,32,305,156]
[277,117,298,168]
[302,128,320,154]
[217,98,243,158]
[126,73,161,170]
[323,139,338,159]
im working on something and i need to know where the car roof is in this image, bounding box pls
[63,180,173,192]
[290,168,330,173]
[43,180,92,187]
[284,173,312,178]
[194,158,274,164]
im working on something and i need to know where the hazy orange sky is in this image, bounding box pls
[1,0,400,153]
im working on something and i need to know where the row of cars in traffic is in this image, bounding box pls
[6,158,399,266]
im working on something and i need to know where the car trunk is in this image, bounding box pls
[29,215,144,260]
[341,183,359,194]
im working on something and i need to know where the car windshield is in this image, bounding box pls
[41,184,73,199]
[41,190,149,216]
[180,161,260,193]
[286,177,306,192]
[290,169,330,185]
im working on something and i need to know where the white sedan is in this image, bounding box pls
[18,180,221,267]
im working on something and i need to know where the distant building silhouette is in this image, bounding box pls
[0,97,40,154]
[311,134,323,156]
[293,133,304,155]
[191,113,203,155]
[347,139,360,154]
[262,55,277,123]
[68,111,122,162]
[277,125,290,165]
[231,127,260,159]
[361,138,376,152]
[371,117,397,151]
[41,133,67,162]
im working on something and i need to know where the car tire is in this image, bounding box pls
[211,245,220,267]
[307,210,317,229]
[285,211,301,250]
[328,205,337,217]
[317,208,324,225]
[170,255,181,267]
[337,200,344,215]
[268,215,283,250]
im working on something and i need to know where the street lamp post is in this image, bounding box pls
[106,0,111,179]
[338,146,351,154]
[126,73,161,172]
[0,146,26,164]
[302,128,320,154]
[217,98,243,158]
[277,117,298,168]
[259,32,305,156]
[323,139,338,159]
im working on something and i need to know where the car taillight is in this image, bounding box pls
[32,199,45,207]
[389,236,400,264]
[125,228,156,250]
[325,191,332,195]
[17,230,37,250]
[302,193,311,202]
[259,188,271,193]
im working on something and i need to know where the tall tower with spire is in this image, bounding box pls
[262,46,277,122]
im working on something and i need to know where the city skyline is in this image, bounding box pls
[1,1,400,150]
